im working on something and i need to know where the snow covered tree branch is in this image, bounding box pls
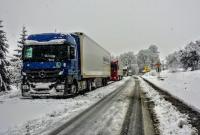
[0,20,10,91]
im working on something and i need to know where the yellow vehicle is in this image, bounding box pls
[143,66,151,73]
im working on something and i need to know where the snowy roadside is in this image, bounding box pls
[139,78,197,135]
[0,85,21,101]
[0,77,130,135]
[143,70,200,112]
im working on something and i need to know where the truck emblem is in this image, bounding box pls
[56,62,61,68]
[39,71,46,78]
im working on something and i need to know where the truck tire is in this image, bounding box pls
[21,90,25,97]
[102,78,105,86]
[70,83,78,95]
[87,80,92,91]
[103,78,108,86]
[63,80,69,97]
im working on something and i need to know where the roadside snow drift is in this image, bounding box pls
[140,78,197,135]
[143,70,200,112]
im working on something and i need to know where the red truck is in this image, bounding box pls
[110,60,123,81]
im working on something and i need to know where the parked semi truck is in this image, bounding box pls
[110,60,123,81]
[21,32,111,97]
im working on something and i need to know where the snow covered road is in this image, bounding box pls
[0,77,130,135]
[47,77,155,135]
[48,77,134,135]
[121,78,144,135]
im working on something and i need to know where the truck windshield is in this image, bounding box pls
[111,63,118,71]
[23,44,69,62]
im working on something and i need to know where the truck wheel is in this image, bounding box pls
[87,81,92,91]
[63,80,69,97]
[21,90,25,97]
[102,79,106,86]
[103,78,108,86]
[70,84,78,95]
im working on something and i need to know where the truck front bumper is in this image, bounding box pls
[21,83,66,97]
[23,89,64,97]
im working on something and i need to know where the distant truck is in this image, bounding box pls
[122,66,128,76]
[21,32,111,97]
[110,60,123,81]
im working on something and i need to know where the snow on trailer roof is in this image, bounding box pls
[71,32,111,55]
[25,33,76,45]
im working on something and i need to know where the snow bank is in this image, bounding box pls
[140,78,197,135]
[0,85,20,99]
[143,70,200,112]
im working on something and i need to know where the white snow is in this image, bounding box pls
[25,39,66,45]
[0,77,130,135]
[140,78,197,135]
[143,70,200,112]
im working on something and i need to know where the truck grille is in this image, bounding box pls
[26,69,61,82]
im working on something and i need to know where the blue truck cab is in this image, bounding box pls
[21,33,81,97]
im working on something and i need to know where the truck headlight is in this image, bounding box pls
[58,71,64,75]
[63,63,67,67]
[22,72,26,76]
[56,85,65,90]
[22,85,29,89]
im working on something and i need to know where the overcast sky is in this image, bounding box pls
[1,0,200,58]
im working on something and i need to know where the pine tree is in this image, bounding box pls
[13,26,27,60]
[0,20,10,91]
[10,26,27,85]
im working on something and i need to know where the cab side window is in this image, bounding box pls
[70,46,76,59]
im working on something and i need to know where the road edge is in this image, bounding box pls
[139,80,155,135]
